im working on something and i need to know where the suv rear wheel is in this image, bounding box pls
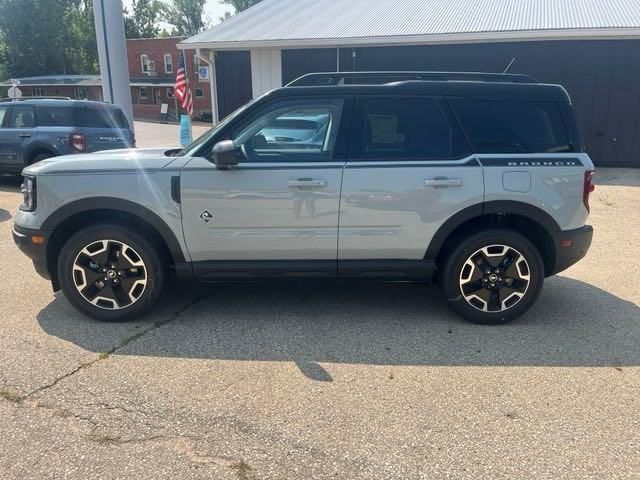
[440,229,544,325]
[58,224,166,322]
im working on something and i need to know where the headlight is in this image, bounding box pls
[20,176,37,212]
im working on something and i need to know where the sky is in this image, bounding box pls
[122,0,231,29]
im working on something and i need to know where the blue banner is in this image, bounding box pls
[179,115,193,147]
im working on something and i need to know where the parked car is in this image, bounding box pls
[0,98,134,174]
[13,71,594,325]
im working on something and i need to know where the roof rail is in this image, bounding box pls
[0,96,73,102]
[287,71,538,87]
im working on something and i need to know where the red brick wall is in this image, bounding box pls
[132,104,162,120]
[127,37,184,78]
[126,37,212,116]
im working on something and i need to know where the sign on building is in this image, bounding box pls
[198,66,209,81]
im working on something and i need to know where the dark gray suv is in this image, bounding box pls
[0,98,134,174]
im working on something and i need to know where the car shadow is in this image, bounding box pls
[595,168,640,187]
[0,208,10,223]
[37,276,640,380]
[0,175,22,193]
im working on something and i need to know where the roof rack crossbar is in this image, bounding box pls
[287,71,538,87]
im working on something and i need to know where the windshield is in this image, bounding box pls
[178,98,259,157]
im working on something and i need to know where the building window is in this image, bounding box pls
[195,88,204,98]
[164,54,173,73]
[166,88,174,98]
[74,87,88,100]
[33,87,46,97]
[141,54,153,73]
[139,87,148,100]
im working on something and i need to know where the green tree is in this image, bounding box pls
[0,41,9,82]
[0,0,68,77]
[124,0,164,39]
[0,0,98,78]
[64,0,99,74]
[163,0,207,37]
[220,0,262,12]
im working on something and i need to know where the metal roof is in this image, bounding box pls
[1,75,173,87]
[2,75,102,86]
[180,0,640,49]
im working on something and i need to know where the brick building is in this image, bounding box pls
[127,37,212,120]
[2,37,212,122]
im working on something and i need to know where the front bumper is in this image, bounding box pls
[12,224,51,280]
[550,225,593,275]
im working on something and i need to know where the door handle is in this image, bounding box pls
[19,134,31,138]
[424,177,463,188]
[288,179,328,188]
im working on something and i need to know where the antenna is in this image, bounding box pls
[503,57,517,74]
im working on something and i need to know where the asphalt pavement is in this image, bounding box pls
[0,126,638,479]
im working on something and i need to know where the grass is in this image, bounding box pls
[230,460,255,480]
[0,388,23,403]
[89,432,122,445]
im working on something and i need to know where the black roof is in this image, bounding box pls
[280,71,570,103]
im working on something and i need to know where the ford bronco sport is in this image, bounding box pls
[0,98,134,174]
[12,72,594,325]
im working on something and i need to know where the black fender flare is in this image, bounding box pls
[424,200,561,260]
[23,142,58,163]
[41,197,187,263]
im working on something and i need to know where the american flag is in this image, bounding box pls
[174,51,193,117]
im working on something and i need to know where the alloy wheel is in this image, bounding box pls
[459,244,531,313]
[72,240,148,310]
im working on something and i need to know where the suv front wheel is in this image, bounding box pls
[58,224,167,321]
[440,229,545,325]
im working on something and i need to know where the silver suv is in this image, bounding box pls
[12,72,595,325]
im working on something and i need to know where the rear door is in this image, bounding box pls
[338,95,484,277]
[0,105,35,169]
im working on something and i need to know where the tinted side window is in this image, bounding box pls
[450,99,570,154]
[0,106,8,127]
[35,107,75,127]
[355,97,470,160]
[9,106,35,128]
[77,107,130,129]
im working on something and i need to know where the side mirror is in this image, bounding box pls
[210,140,238,168]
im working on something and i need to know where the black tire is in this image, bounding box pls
[58,224,167,322]
[439,229,545,325]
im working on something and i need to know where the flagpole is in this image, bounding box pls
[175,51,194,146]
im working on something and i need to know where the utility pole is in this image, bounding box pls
[93,0,134,132]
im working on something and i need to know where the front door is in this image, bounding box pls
[0,105,34,170]
[181,96,352,278]
[338,96,484,275]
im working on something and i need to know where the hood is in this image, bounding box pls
[23,148,182,176]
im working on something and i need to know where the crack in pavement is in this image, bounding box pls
[21,292,212,400]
